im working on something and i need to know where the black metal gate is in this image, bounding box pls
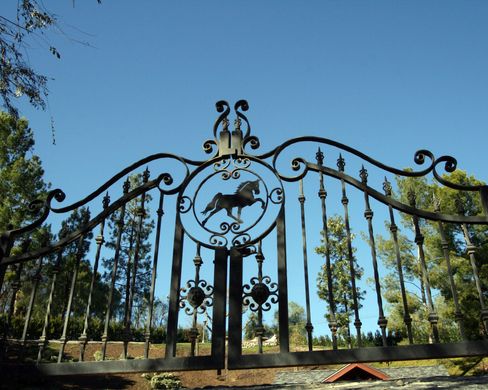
[1,100,487,376]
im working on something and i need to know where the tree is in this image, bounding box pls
[272,301,307,347]
[102,173,155,325]
[243,312,273,340]
[0,111,49,231]
[0,1,100,118]
[315,215,365,345]
[0,111,50,313]
[377,170,488,342]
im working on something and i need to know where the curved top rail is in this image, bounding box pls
[247,136,488,192]
[2,173,167,265]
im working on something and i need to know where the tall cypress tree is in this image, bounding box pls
[316,215,365,345]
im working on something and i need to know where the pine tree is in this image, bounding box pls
[0,111,51,319]
[377,170,488,341]
[102,173,155,324]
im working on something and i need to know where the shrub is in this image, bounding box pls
[147,372,182,389]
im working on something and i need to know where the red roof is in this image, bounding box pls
[323,363,390,383]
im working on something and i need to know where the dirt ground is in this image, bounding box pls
[1,341,310,389]
[3,341,486,389]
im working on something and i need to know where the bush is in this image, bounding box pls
[147,373,181,389]
[93,350,103,361]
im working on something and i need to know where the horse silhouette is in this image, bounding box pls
[201,180,264,226]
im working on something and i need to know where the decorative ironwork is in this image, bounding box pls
[180,281,214,315]
[1,99,488,376]
[243,276,278,312]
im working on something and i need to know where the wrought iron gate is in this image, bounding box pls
[1,100,487,376]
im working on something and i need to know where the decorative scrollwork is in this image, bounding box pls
[234,99,251,138]
[243,135,261,153]
[269,188,284,204]
[179,280,214,316]
[275,156,310,182]
[179,196,193,213]
[221,169,241,180]
[232,233,251,247]
[214,158,230,171]
[210,234,228,247]
[156,172,174,193]
[203,139,218,156]
[243,276,278,312]
[234,157,251,169]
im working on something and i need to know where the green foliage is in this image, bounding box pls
[315,215,365,342]
[102,173,155,323]
[377,170,488,342]
[93,350,103,361]
[148,373,182,389]
[0,1,101,117]
[243,312,272,340]
[0,112,48,231]
[272,301,307,346]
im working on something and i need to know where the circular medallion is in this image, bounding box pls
[178,156,284,249]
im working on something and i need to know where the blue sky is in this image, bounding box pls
[3,1,488,339]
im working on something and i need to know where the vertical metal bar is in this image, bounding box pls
[480,187,488,216]
[316,148,338,350]
[3,240,29,352]
[298,179,313,351]
[122,223,133,359]
[4,262,23,346]
[101,179,130,360]
[360,167,387,346]
[211,248,228,370]
[165,214,184,358]
[58,235,84,363]
[0,231,14,304]
[384,178,413,344]
[228,248,243,365]
[337,154,362,346]
[433,196,465,340]
[190,244,203,357]
[460,223,488,334]
[125,169,150,358]
[79,193,110,361]
[276,206,289,352]
[37,251,62,364]
[408,190,439,343]
[144,191,164,358]
[255,242,265,354]
[21,256,43,345]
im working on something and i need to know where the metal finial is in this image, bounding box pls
[123,178,130,194]
[234,117,242,133]
[143,167,150,183]
[102,192,110,209]
[337,154,345,172]
[316,147,324,166]
[383,177,392,196]
[359,165,368,184]
[222,117,229,132]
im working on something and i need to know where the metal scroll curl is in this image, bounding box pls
[179,279,214,316]
[243,276,278,312]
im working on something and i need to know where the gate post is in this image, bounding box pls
[211,248,228,370]
[228,247,243,366]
